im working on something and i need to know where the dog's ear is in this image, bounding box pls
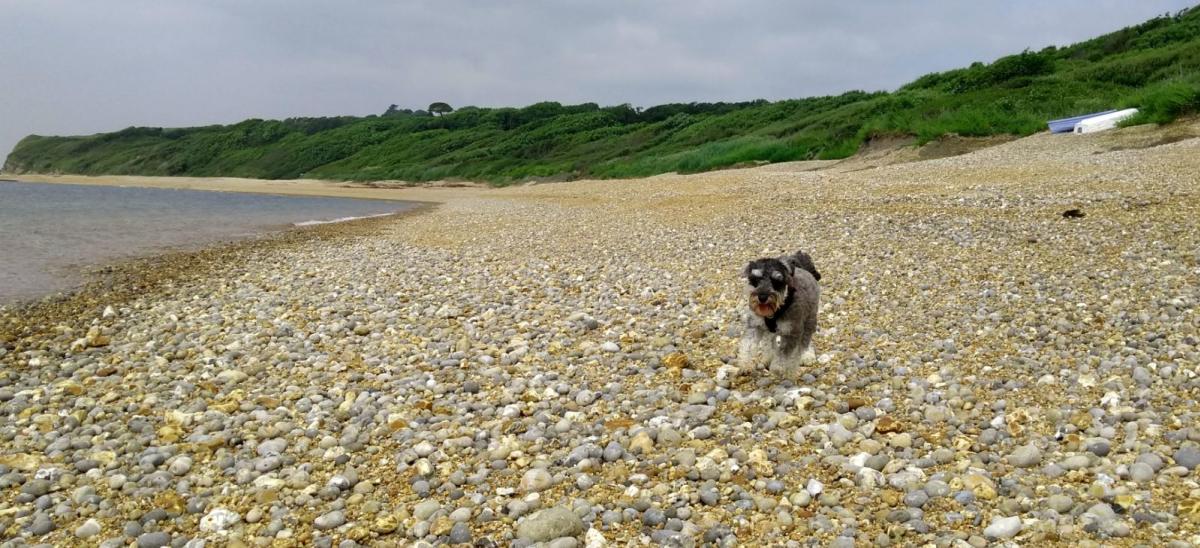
[742,261,754,279]
[785,264,802,291]
[788,251,821,282]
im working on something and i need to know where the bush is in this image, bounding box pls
[1122,78,1200,124]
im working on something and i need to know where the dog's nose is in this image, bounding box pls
[756,294,769,304]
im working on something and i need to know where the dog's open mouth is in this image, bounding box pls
[752,302,776,316]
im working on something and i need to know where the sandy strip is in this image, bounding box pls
[3,173,485,205]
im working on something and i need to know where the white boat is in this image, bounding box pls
[1073,108,1139,134]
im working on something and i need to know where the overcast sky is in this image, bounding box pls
[1,1,1195,164]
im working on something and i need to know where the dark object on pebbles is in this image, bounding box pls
[1062,208,1086,218]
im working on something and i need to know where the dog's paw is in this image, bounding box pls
[799,346,816,366]
[769,358,801,380]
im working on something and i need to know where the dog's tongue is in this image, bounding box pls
[755,304,774,316]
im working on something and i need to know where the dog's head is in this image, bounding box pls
[743,258,793,318]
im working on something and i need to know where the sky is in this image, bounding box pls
[1,1,1195,164]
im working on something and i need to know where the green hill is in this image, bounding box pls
[6,7,1200,185]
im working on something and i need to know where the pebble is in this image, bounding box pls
[520,468,553,492]
[983,516,1021,540]
[516,506,584,542]
[1047,494,1075,514]
[168,456,192,475]
[904,490,929,508]
[1060,455,1092,471]
[550,538,581,548]
[1008,445,1042,467]
[314,510,346,530]
[1129,462,1155,482]
[136,532,172,548]
[29,514,55,536]
[414,500,441,520]
[1174,446,1200,470]
[200,508,241,533]
[21,479,52,497]
[76,519,102,538]
[448,522,472,544]
[575,389,597,405]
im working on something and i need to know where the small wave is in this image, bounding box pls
[293,212,396,227]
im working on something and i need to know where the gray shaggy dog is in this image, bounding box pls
[737,250,821,378]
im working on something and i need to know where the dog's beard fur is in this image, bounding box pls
[748,294,783,317]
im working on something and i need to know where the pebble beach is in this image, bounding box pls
[2,121,1199,547]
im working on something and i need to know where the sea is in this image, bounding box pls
[0,180,416,304]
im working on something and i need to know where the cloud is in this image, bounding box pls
[1,0,1194,163]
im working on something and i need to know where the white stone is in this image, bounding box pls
[984,516,1021,539]
[200,508,241,533]
[585,527,609,548]
[520,468,553,492]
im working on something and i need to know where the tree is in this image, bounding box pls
[428,102,454,116]
[384,104,399,116]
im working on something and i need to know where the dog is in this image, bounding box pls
[737,250,821,378]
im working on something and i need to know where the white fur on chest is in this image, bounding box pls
[747,314,794,339]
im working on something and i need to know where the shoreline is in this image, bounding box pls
[0,176,446,309]
[0,204,433,345]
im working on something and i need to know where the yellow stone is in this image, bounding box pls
[210,400,239,414]
[155,492,187,514]
[0,454,40,470]
[371,515,399,534]
[32,414,55,433]
[387,416,409,432]
[1179,498,1200,522]
[629,431,655,455]
[962,473,997,500]
[157,424,182,443]
[605,418,634,430]
[164,410,191,426]
[876,416,904,434]
[430,516,453,536]
[58,382,84,396]
[663,352,689,370]
[346,525,370,541]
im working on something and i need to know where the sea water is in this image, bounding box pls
[0,180,415,304]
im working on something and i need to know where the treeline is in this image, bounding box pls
[5,7,1199,184]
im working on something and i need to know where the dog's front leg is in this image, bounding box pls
[738,334,762,370]
[770,335,804,379]
[738,323,773,371]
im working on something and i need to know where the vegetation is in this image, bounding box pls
[6,7,1199,185]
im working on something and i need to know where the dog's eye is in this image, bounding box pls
[748,276,762,286]
[770,279,785,290]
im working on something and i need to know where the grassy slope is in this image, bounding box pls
[6,7,1200,185]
